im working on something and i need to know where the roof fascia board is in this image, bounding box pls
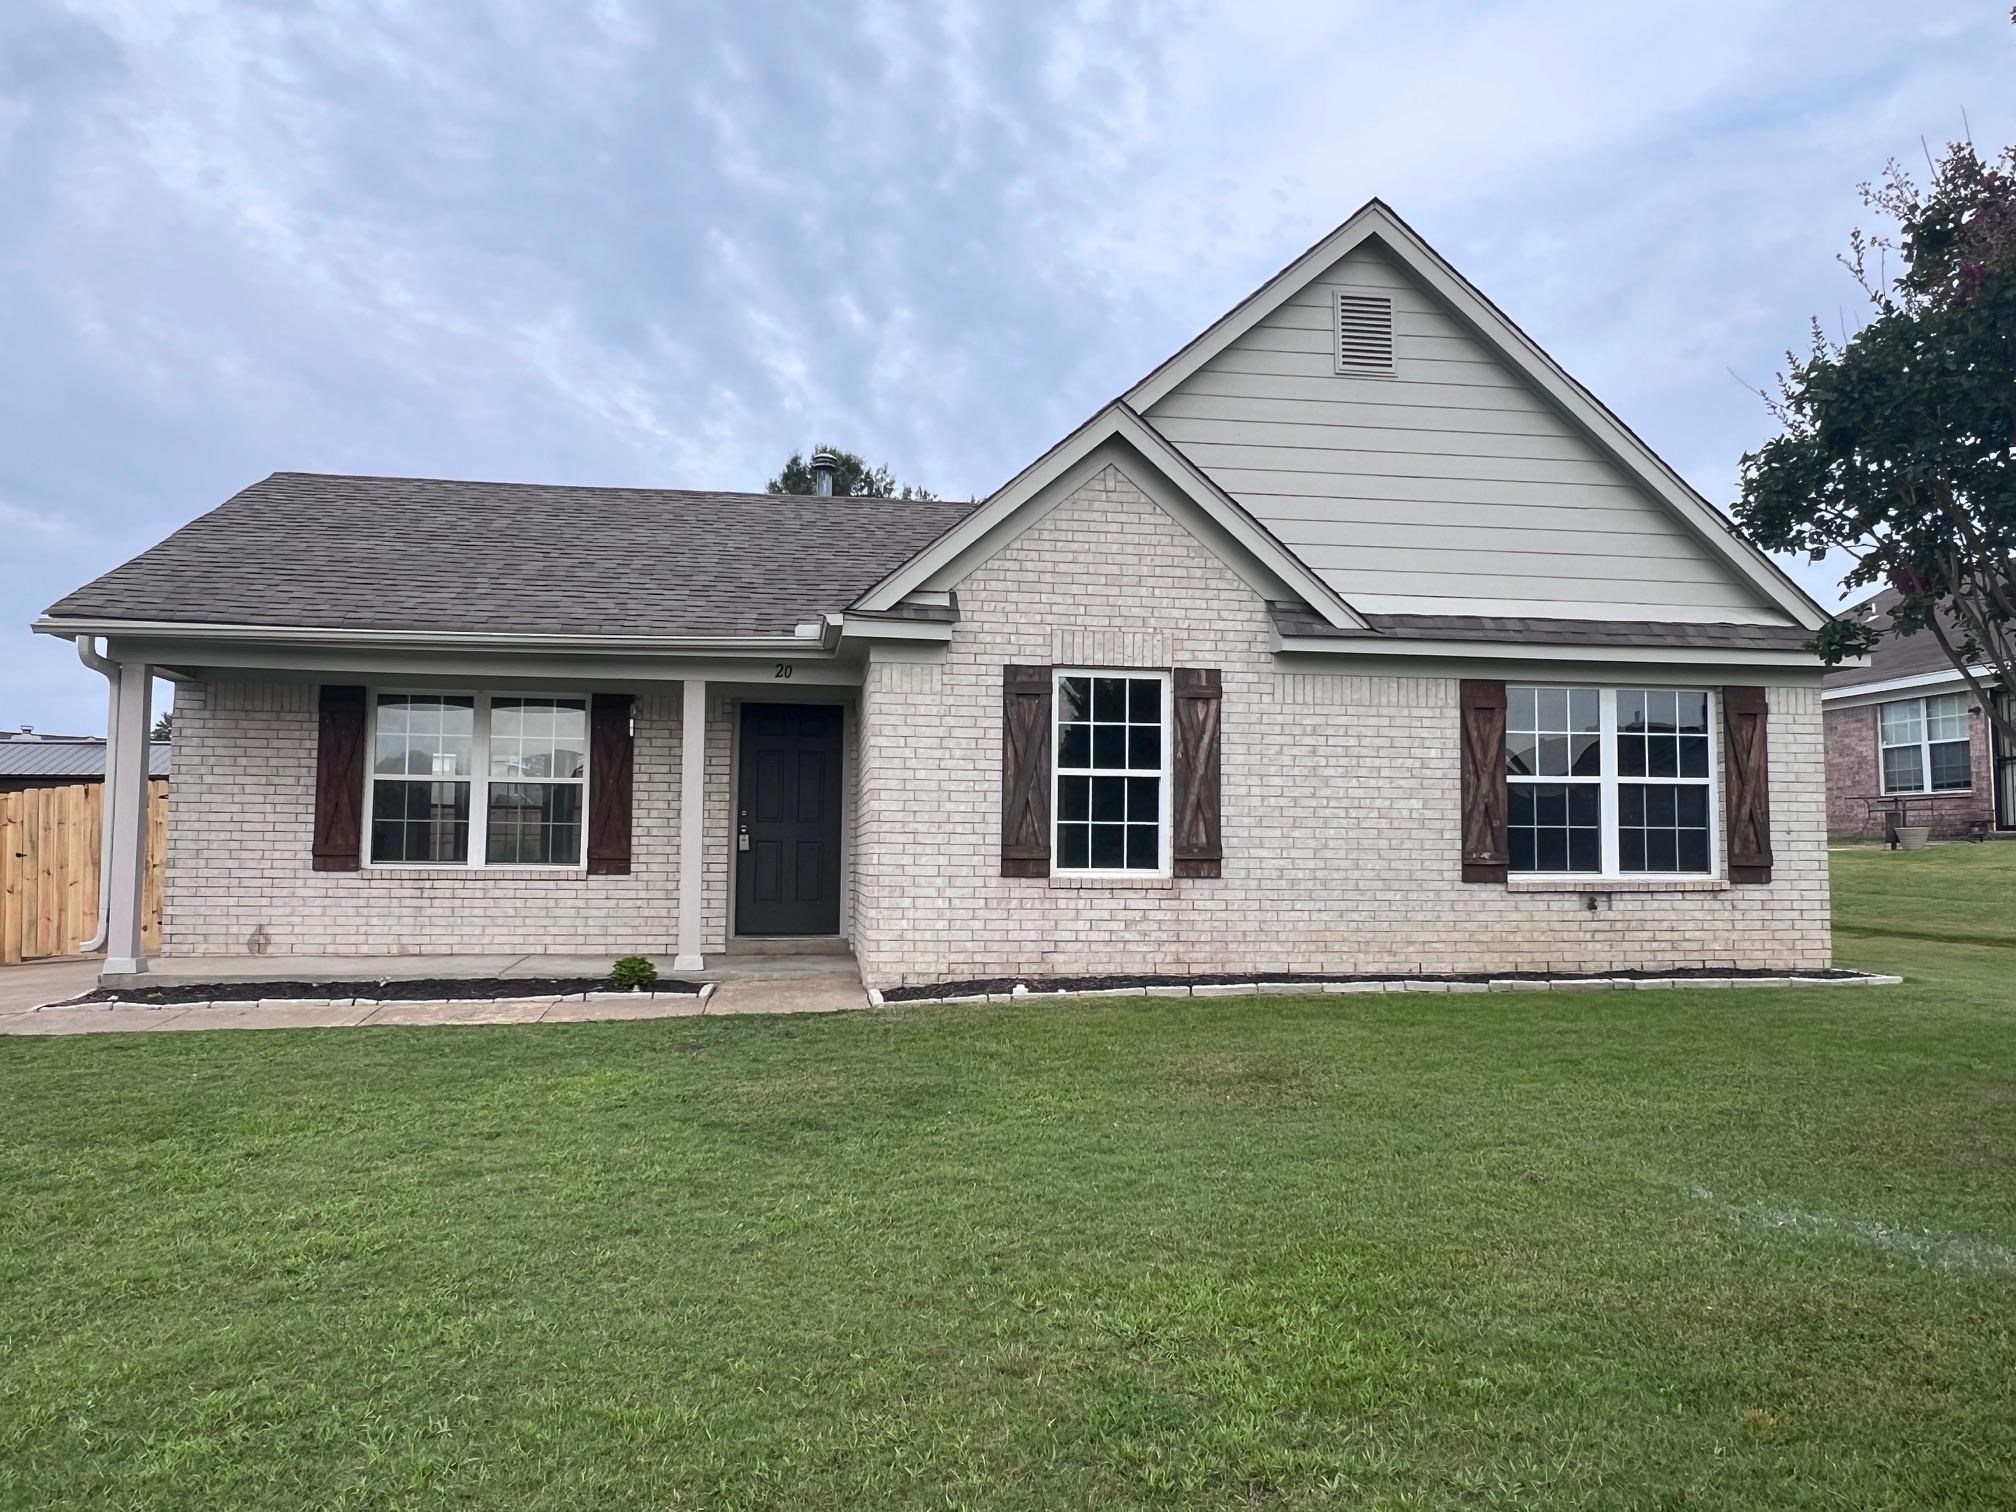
[911,434,1346,623]
[1275,633,1824,669]
[1124,200,1827,634]
[1114,406,1368,627]
[35,615,831,657]
[853,405,1367,630]
[1125,201,1389,410]
[1822,665,1997,705]
[1275,650,1827,687]
[92,635,871,687]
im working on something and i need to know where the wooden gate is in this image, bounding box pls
[0,780,166,964]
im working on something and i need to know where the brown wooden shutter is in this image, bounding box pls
[1723,685,1773,884]
[1001,664,1051,877]
[1459,679,1510,883]
[587,693,635,876]
[312,684,366,872]
[1173,667,1223,878]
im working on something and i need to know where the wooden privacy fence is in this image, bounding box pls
[0,780,166,964]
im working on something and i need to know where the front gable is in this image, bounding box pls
[1128,202,1826,633]
[851,404,1365,633]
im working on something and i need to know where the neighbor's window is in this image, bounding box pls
[369,693,588,866]
[1878,693,1970,794]
[1507,686,1715,876]
[1054,671,1168,873]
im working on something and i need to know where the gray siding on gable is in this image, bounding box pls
[1146,243,1787,625]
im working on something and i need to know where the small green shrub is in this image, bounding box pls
[609,955,660,991]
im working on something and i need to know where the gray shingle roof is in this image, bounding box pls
[1267,603,1817,653]
[0,740,171,780]
[1821,588,1993,691]
[44,473,976,639]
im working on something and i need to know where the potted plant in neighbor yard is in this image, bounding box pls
[609,956,660,992]
[1895,825,1932,852]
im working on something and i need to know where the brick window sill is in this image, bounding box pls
[1506,877,1731,895]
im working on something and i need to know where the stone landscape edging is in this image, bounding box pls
[866,972,1903,1008]
[34,982,718,1013]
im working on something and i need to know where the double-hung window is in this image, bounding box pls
[1053,671,1169,874]
[368,693,589,867]
[1506,686,1716,877]
[1878,693,1970,794]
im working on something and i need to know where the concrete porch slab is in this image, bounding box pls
[100,953,600,988]
[98,949,865,991]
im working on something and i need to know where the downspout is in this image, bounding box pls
[74,636,120,953]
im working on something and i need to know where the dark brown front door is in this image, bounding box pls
[735,703,844,936]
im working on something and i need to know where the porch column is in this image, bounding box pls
[672,677,707,972]
[102,661,155,977]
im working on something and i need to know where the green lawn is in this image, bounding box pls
[1832,837,2016,948]
[4,856,2014,1509]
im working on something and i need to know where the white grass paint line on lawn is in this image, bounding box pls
[1689,1182,2016,1278]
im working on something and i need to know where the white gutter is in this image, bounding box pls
[1274,635,1829,669]
[1820,665,1996,702]
[72,636,120,953]
[31,615,835,655]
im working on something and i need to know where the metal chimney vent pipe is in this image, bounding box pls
[810,450,838,496]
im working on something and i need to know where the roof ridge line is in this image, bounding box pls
[261,470,970,505]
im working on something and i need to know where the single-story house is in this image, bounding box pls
[1822,589,2013,840]
[36,201,1838,987]
[0,729,171,793]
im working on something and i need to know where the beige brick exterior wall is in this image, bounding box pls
[853,464,1832,988]
[161,680,735,957]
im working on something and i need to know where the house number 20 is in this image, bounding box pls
[773,663,794,679]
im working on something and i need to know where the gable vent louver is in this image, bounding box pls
[1334,291,1395,375]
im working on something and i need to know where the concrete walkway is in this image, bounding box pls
[0,963,870,1036]
[0,958,100,1012]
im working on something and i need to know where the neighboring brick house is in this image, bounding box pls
[36,201,1839,986]
[1822,589,2013,841]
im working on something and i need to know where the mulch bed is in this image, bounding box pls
[878,966,1869,1003]
[65,978,702,1007]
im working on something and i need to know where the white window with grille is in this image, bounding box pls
[1878,693,1971,794]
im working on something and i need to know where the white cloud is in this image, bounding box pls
[0,499,68,535]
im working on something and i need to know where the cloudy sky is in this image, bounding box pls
[3,0,2012,731]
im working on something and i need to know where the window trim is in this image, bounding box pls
[363,688,591,870]
[1876,693,1972,796]
[1050,667,1173,879]
[1506,684,1721,880]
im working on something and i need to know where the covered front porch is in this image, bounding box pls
[54,617,937,986]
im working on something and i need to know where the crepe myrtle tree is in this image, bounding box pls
[766,446,938,500]
[1735,134,2016,753]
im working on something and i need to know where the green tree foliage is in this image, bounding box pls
[766,446,938,500]
[1736,132,2016,749]
[151,712,172,742]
